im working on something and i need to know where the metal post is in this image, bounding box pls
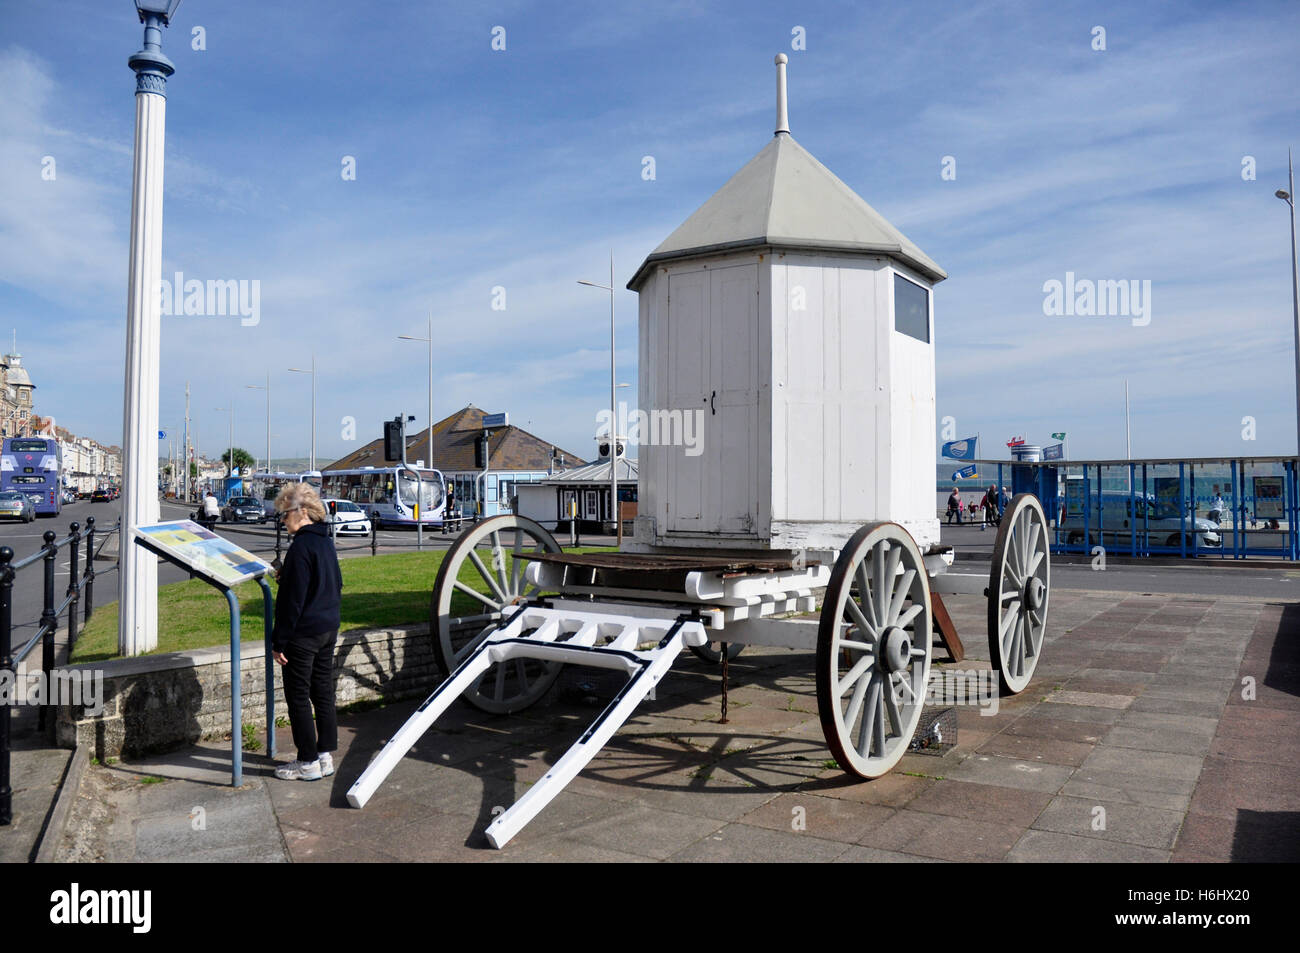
[1179,462,1187,558]
[1128,465,1136,557]
[371,517,378,557]
[1,547,14,825]
[38,530,56,732]
[258,577,275,760]
[83,516,96,623]
[67,522,81,649]
[225,587,242,787]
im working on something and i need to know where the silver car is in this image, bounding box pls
[0,490,36,523]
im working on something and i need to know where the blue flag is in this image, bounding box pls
[942,437,977,460]
[952,464,978,480]
[1043,443,1064,461]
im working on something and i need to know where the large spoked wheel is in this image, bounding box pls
[688,641,745,664]
[816,522,932,779]
[430,514,564,714]
[988,493,1050,695]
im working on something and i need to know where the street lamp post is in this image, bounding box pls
[215,404,234,489]
[578,252,619,536]
[246,372,270,473]
[120,0,182,656]
[288,355,316,472]
[398,313,434,471]
[1277,149,1300,459]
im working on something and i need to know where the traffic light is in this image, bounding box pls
[474,432,489,469]
[384,418,403,461]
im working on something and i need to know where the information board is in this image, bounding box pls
[135,520,272,589]
[1253,476,1284,520]
[1064,478,1086,519]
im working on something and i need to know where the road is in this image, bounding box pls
[2,501,1296,638]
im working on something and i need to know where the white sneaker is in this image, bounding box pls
[318,752,335,777]
[275,759,322,781]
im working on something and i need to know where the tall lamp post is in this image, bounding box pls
[578,252,618,535]
[398,314,434,468]
[246,372,270,473]
[119,0,182,656]
[1277,149,1300,459]
[288,355,316,472]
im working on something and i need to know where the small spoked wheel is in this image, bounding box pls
[688,641,744,664]
[988,493,1050,695]
[816,522,932,779]
[430,514,563,714]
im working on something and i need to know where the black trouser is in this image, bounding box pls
[282,628,338,763]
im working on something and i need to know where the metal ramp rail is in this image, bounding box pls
[347,603,709,848]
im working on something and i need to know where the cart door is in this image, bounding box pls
[665,271,709,532]
[709,263,759,534]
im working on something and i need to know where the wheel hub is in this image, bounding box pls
[1023,576,1045,611]
[880,626,912,673]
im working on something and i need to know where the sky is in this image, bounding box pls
[2,0,1299,468]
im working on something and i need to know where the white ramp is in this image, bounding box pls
[346,605,708,848]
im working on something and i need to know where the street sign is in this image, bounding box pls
[159,430,166,439]
[482,412,508,429]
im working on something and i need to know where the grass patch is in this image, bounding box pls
[72,546,615,664]
[139,776,166,785]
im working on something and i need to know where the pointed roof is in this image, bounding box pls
[322,405,586,473]
[629,133,945,288]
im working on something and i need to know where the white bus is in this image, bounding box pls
[246,470,323,520]
[320,466,447,528]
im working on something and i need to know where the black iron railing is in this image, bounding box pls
[0,515,116,825]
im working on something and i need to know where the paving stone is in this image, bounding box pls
[526,803,724,860]
[1079,746,1204,781]
[905,779,1052,828]
[1207,734,1300,765]
[798,770,935,807]
[1047,690,1133,709]
[1035,702,1125,725]
[1060,777,1190,812]
[739,792,895,844]
[977,733,1094,766]
[833,845,947,862]
[1005,715,1107,744]
[1173,811,1300,863]
[854,809,1024,861]
[1116,710,1220,737]
[668,822,850,862]
[1186,757,1300,819]
[1030,794,1184,849]
[1127,694,1225,718]
[1101,725,1214,757]
[941,754,1074,793]
[1007,829,1170,862]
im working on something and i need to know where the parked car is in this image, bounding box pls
[91,488,111,502]
[61,489,77,505]
[1060,491,1222,549]
[0,490,36,523]
[323,498,371,536]
[221,495,266,523]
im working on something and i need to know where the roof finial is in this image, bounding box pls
[774,53,790,136]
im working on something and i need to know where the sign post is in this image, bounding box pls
[132,520,276,786]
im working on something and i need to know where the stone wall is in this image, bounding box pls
[54,624,438,760]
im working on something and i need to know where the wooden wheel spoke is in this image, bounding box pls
[887,569,916,626]
[895,602,923,631]
[836,655,874,698]
[837,638,876,655]
[843,666,871,729]
[857,675,881,759]
[883,676,904,736]
[453,579,502,610]
[855,563,879,631]
[844,596,877,640]
[467,550,508,604]
[489,531,511,594]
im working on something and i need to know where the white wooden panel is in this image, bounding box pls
[887,265,939,548]
[666,270,708,530]
[783,262,825,522]
[837,263,881,522]
[710,263,759,534]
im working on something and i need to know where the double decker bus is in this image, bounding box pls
[246,470,322,520]
[320,466,447,528]
[1,437,62,516]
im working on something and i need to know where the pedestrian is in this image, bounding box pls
[999,485,1011,522]
[271,481,343,782]
[201,490,220,529]
[983,485,998,528]
[946,486,962,524]
[443,482,456,535]
[1208,486,1227,525]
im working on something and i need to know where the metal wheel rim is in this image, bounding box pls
[988,494,1050,695]
[430,514,563,714]
[817,522,932,779]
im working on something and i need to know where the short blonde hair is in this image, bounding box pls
[275,482,327,523]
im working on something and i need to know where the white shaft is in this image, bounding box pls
[119,89,167,655]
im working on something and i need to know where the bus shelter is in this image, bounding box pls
[960,455,1299,560]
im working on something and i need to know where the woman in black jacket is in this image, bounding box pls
[270,482,343,781]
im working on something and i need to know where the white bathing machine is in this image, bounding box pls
[347,56,1053,849]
